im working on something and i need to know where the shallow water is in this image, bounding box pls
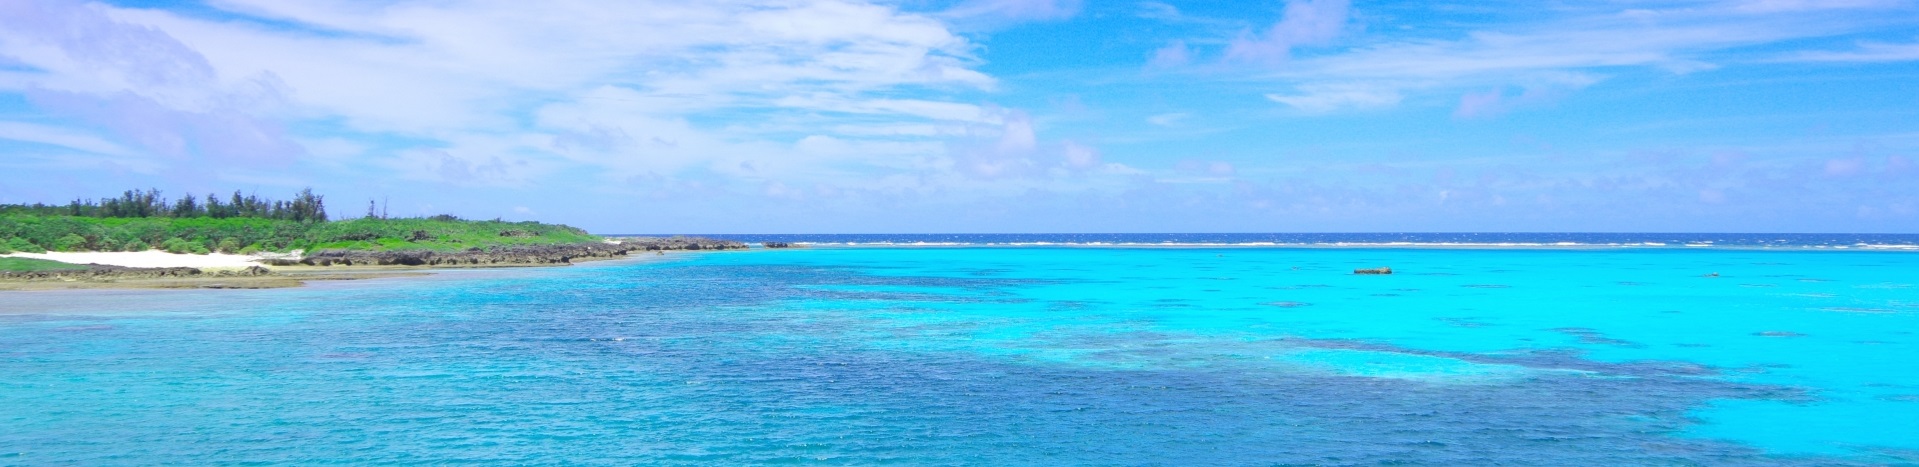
[2,247,1916,464]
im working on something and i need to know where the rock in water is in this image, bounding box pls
[1354,267,1393,275]
[763,242,791,248]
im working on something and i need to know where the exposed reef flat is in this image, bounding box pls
[0,264,417,291]
[275,237,747,267]
[2,237,747,291]
[612,236,750,251]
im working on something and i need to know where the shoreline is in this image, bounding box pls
[0,252,700,292]
[0,268,430,291]
[0,240,739,292]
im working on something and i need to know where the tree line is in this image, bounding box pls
[0,188,327,222]
[1,188,597,255]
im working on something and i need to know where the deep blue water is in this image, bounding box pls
[3,239,1918,464]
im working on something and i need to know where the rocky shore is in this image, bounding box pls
[2,237,747,290]
[273,236,747,267]
[0,264,322,290]
[613,236,750,251]
[0,264,271,281]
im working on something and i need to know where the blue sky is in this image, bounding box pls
[1,0,1916,233]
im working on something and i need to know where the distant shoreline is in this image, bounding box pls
[0,238,747,292]
[0,251,708,292]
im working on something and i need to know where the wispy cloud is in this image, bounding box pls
[1783,39,1919,62]
[1164,0,1915,112]
[1145,112,1190,127]
[1727,0,1907,13]
[1135,1,1181,21]
[3,0,1916,231]
[1451,77,1596,119]
[0,0,1036,191]
[1265,84,1400,113]
[1223,0,1350,63]
[943,0,1083,26]
[0,120,133,157]
[1148,40,1192,68]
[0,0,302,174]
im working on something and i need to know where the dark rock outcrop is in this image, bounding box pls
[297,243,623,266]
[763,242,791,248]
[1354,267,1393,275]
[613,237,748,252]
[0,264,271,281]
[288,237,746,267]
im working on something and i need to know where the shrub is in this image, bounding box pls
[0,241,11,254]
[162,238,191,254]
[95,238,120,252]
[124,240,149,251]
[189,243,211,255]
[7,237,46,253]
[53,234,88,252]
[216,237,242,253]
[238,245,261,255]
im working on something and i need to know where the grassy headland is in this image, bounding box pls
[1,188,599,255]
[0,257,90,272]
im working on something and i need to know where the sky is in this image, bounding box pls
[1,0,1917,233]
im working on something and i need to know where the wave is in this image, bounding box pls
[612,233,1919,250]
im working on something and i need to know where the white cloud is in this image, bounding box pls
[1224,0,1350,62]
[1200,1,1914,113]
[1727,0,1906,13]
[829,123,964,137]
[944,0,1082,24]
[106,0,993,132]
[773,94,998,124]
[1136,2,1181,21]
[1061,141,1101,170]
[0,120,134,156]
[1265,84,1401,113]
[1452,75,1598,119]
[0,0,303,170]
[1784,39,1919,62]
[0,0,1071,193]
[1146,112,1190,126]
[996,113,1038,153]
[1149,41,1192,68]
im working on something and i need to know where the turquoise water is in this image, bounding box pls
[2,247,1917,464]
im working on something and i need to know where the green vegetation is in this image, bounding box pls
[0,257,90,272]
[1,237,44,254]
[2,188,328,221]
[1,188,599,253]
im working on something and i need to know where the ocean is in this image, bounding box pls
[2,234,1917,464]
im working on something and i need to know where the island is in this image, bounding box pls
[0,188,745,290]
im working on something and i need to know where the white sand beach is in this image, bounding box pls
[1,251,270,269]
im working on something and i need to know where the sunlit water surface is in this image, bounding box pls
[3,247,1917,464]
